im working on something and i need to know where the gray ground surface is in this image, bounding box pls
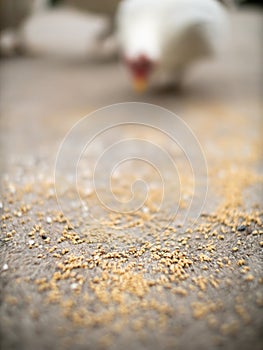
[0,9,263,350]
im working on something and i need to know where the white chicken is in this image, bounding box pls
[116,0,228,91]
[20,7,117,61]
[0,2,117,61]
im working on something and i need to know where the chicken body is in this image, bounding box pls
[116,0,228,89]
[21,7,116,61]
[0,4,118,61]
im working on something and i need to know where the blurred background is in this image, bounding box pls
[0,0,262,30]
[0,0,262,183]
[0,0,262,29]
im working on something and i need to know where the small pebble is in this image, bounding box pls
[70,283,78,290]
[84,187,93,196]
[237,225,246,232]
[28,239,35,245]
[82,205,89,212]
[46,217,52,224]
[246,227,253,234]
[2,263,8,271]
[8,184,16,194]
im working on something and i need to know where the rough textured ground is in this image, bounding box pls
[0,9,263,350]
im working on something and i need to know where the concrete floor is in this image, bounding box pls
[0,9,263,350]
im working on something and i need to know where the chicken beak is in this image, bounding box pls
[133,77,148,92]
